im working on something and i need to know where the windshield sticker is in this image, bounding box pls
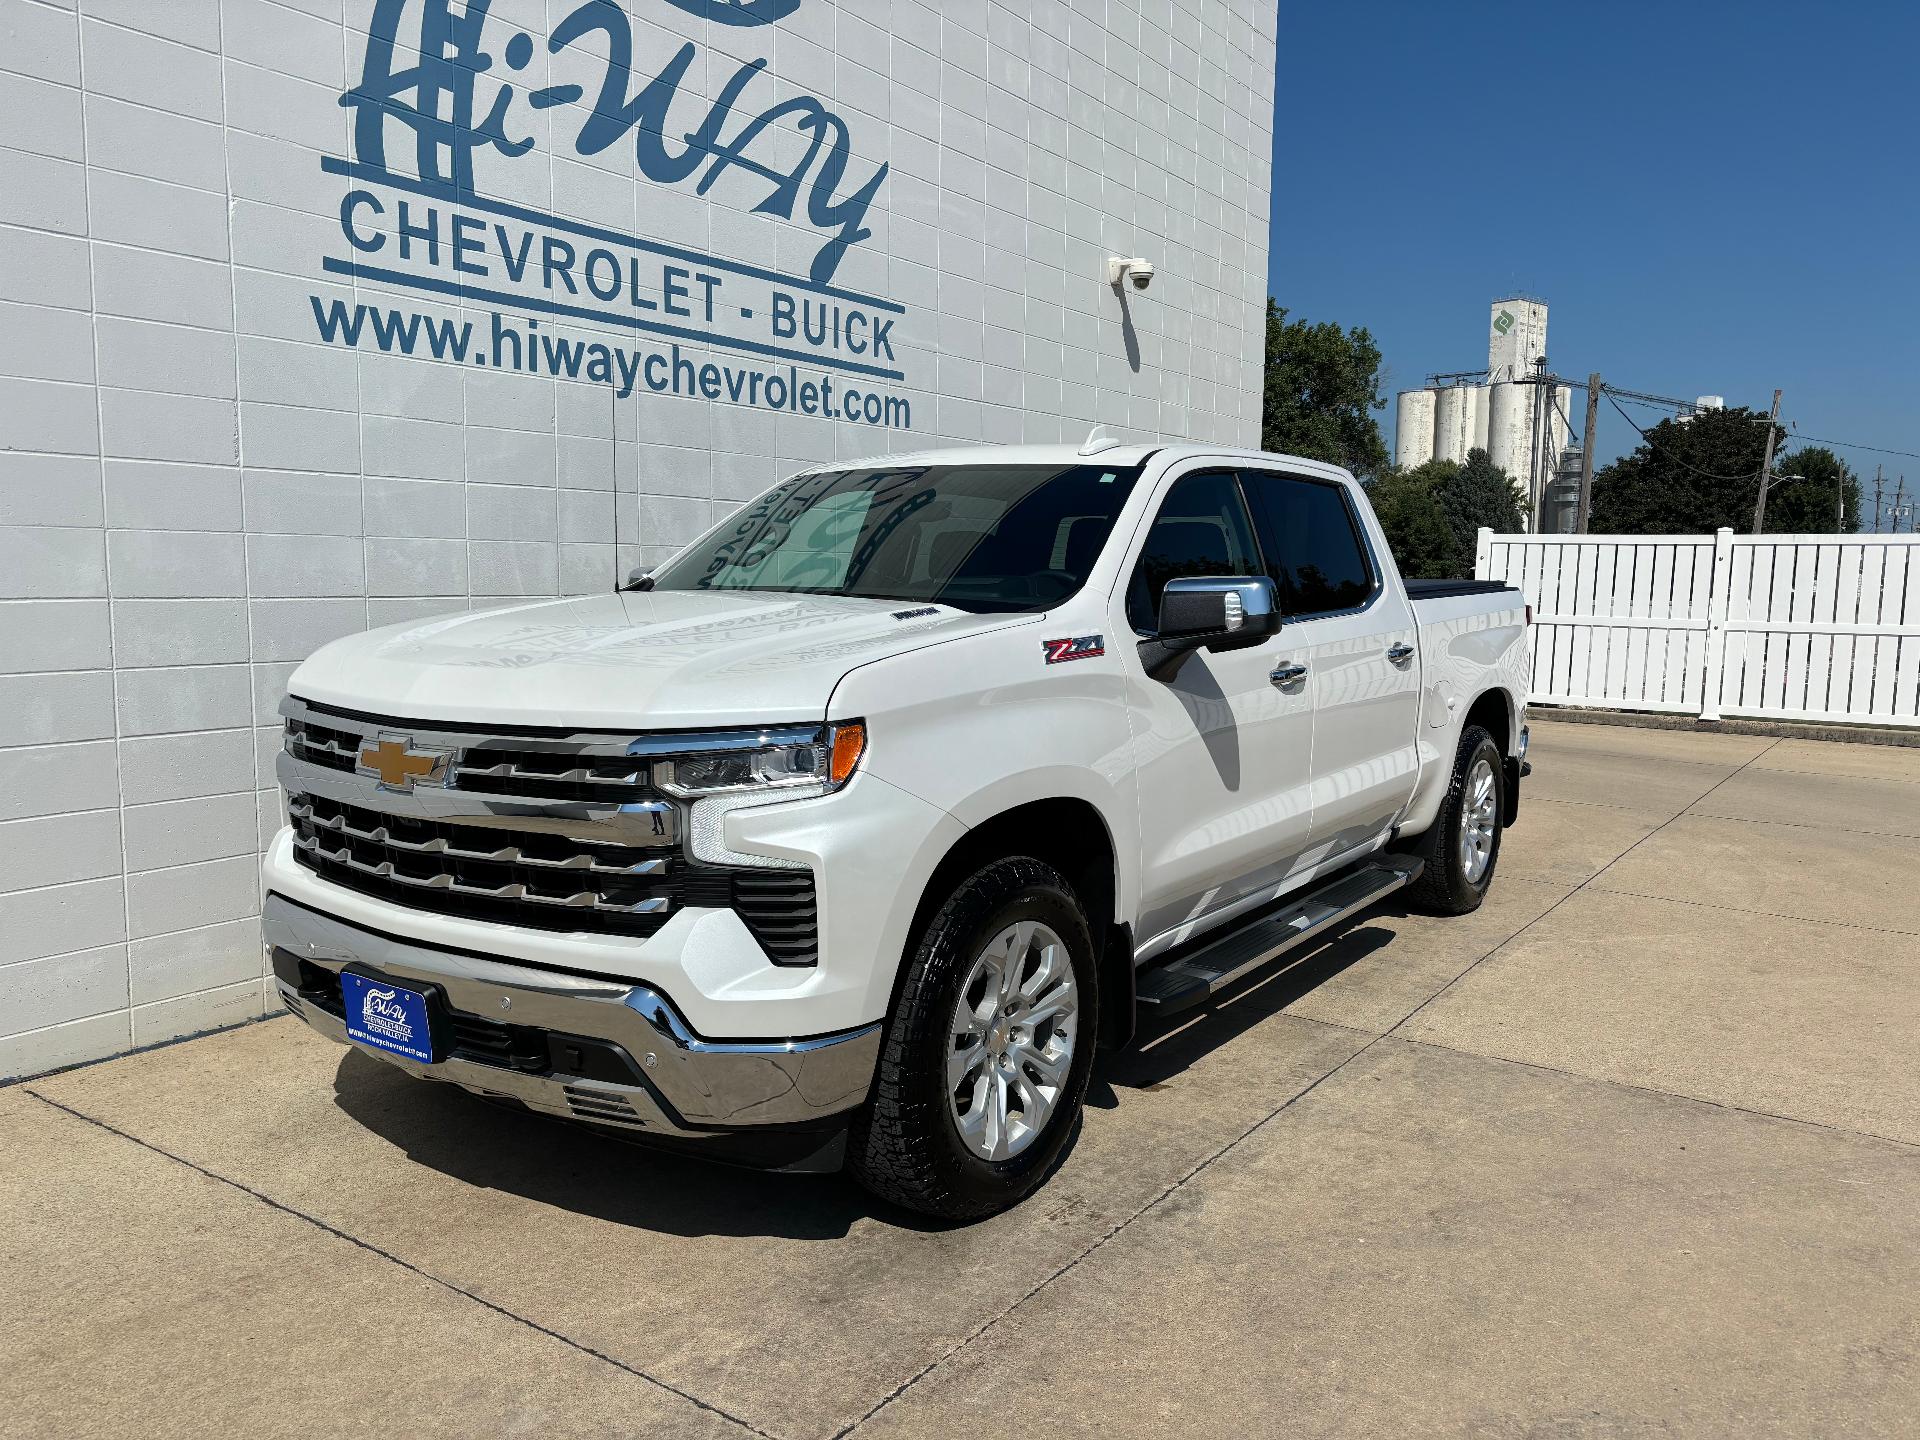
[1042,635,1105,665]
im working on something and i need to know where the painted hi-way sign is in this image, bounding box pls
[313,0,912,426]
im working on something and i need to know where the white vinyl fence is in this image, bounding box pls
[1476,528,1920,725]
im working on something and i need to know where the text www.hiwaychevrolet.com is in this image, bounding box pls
[309,296,912,428]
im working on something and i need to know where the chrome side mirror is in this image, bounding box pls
[1141,575,1280,680]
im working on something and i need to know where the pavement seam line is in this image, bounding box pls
[1677,806,1920,845]
[1382,736,1787,1039]
[1386,1032,1920,1154]
[1526,795,1685,817]
[21,1088,780,1440]
[1578,883,1920,939]
[831,1028,1387,1440]
[1747,759,1920,787]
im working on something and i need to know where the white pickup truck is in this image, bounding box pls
[263,442,1530,1218]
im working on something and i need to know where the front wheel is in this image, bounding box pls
[1407,724,1504,915]
[848,857,1098,1220]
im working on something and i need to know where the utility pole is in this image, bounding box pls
[1873,465,1885,534]
[1529,355,1551,532]
[1750,388,1783,534]
[1897,474,1910,535]
[1576,372,1601,533]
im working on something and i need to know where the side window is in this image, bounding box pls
[1125,471,1261,632]
[1242,471,1375,617]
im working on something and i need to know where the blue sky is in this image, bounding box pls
[1269,2,1920,493]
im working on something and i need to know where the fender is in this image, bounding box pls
[1400,683,1522,837]
[830,619,1144,933]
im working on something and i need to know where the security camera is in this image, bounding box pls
[1106,257,1154,290]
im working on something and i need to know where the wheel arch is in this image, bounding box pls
[1460,687,1522,826]
[1462,687,1513,754]
[901,797,1135,1052]
[1399,682,1522,840]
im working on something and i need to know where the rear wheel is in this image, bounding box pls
[1408,725,1504,915]
[848,857,1097,1220]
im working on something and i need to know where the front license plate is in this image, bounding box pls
[339,971,438,1064]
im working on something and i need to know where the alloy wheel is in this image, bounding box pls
[1460,756,1498,884]
[946,920,1078,1162]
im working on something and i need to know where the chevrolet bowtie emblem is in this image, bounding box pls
[357,736,452,793]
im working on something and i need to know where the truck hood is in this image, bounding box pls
[289,590,1024,730]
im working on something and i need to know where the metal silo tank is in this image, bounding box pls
[1487,380,1529,481]
[1394,389,1436,469]
[1434,386,1469,464]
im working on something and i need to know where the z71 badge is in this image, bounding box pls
[1042,635,1105,664]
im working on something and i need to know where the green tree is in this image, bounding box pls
[1364,466,1455,579]
[1260,298,1388,478]
[1434,447,1526,573]
[1589,408,1862,534]
[1368,448,1525,579]
[1766,446,1862,533]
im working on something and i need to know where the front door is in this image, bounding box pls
[1121,467,1318,952]
[1240,469,1422,859]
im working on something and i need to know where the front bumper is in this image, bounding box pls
[264,893,881,1150]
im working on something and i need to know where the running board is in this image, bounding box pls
[1134,855,1424,1015]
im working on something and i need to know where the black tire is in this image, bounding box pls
[848,857,1098,1221]
[1407,725,1505,916]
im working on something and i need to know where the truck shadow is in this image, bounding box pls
[328,1048,953,1239]
[326,908,1398,1237]
[1088,917,1398,1103]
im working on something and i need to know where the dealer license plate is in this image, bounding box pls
[339,971,438,1064]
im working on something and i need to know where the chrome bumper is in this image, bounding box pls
[262,894,879,1140]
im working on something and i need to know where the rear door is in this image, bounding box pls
[1121,467,1318,948]
[1241,469,1422,859]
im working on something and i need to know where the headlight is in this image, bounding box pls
[655,721,866,798]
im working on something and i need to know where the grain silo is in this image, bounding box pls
[1487,380,1530,482]
[1394,389,1437,469]
[1434,386,1471,464]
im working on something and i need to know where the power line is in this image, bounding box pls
[1679,407,1920,463]
[1777,432,1920,463]
[1607,392,1691,411]
[1604,393,1757,482]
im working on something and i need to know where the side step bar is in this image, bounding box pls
[1134,854,1424,1016]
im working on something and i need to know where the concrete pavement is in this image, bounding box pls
[5,720,1919,1438]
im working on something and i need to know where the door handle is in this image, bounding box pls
[1270,662,1308,688]
[1386,642,1415,665]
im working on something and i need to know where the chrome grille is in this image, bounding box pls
[283,716,360,773]
[285,713,662,804]
[450,750,653,804]
[289,793,676,935]
[279,696,820,961]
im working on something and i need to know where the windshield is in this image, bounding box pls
[647,463,1145,613]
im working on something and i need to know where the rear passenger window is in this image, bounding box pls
[1242,472,1375,617]
[1125,471,1261,632]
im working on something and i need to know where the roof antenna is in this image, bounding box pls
[1079,425,1122,456]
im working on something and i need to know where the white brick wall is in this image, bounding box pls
[0,0,1277,1078]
